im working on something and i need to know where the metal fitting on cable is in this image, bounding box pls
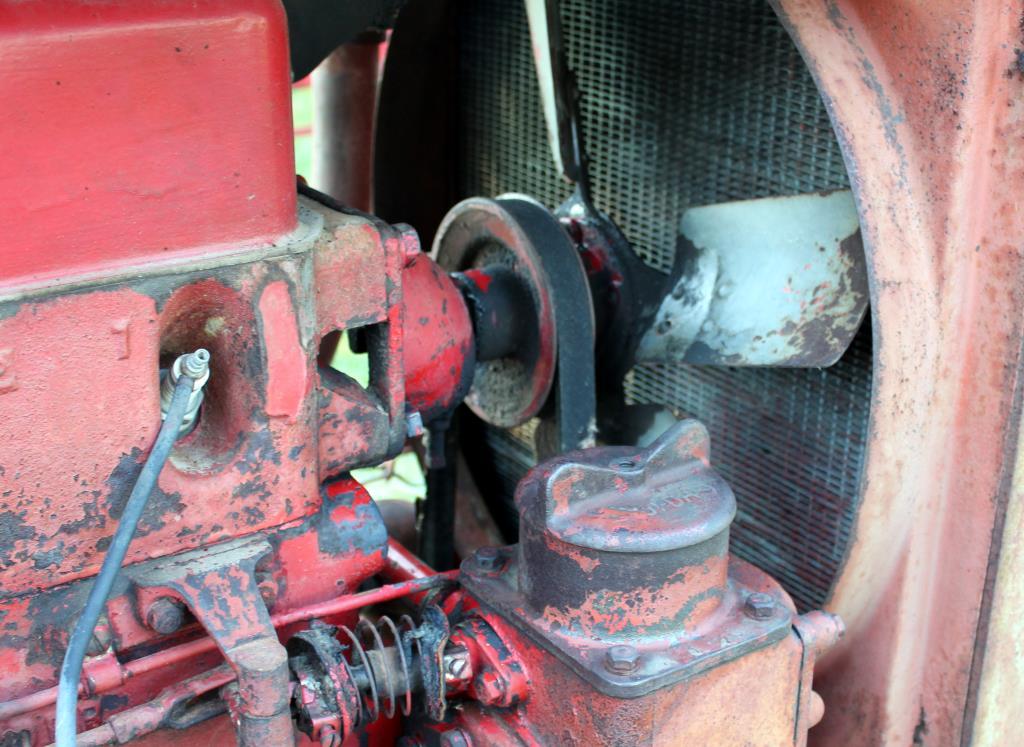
[159,348,211,437]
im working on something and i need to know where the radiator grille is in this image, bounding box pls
[456,0,868,610]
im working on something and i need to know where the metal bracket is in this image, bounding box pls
[128,536,293,746]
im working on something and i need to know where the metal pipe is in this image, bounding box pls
[67,667,234,747]
[1,572,458,722]
[310,32,385,211]
[382,537,435,581]
[420,422,458,571]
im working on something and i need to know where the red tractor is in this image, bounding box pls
[1,1,1021,745]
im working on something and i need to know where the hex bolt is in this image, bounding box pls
[440,729,473,747]
[445,647,470,678]
[473,670,507,705]
[146,597,186,635]
[744,592,776,620]
[448,658,467,677]
[443,645,474,690]
[475,546,503,572]
[604,644,641,675]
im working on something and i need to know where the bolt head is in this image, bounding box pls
[405,410,425,438]
[146,597,186,635]
[604,644,641,674]
[446,648,469,678]
[744,592,776,620]
[475,546,503,572]
[473,670,507,705]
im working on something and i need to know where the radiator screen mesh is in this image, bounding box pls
[455,0,869,610]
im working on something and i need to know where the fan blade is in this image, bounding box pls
[635,190,868,368]
[524,0,591,202]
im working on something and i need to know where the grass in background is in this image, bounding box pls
[293,81,314,178]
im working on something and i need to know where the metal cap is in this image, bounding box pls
[518,420,736,553]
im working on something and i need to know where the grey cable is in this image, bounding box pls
[55,364,201,746]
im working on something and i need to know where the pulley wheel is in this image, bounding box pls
[433,195,576,428]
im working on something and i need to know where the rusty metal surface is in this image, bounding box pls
[433,196,596,454]
[433,198,559,428]
[12,0,1022,743]
[310,35,385,211]
[770,0,1024,743]
[449,598,839,746]
[460,420,830,716]
[0,174,473,743]
[0,195,407,602]
[70,666,234,747]
[635,191,868,367]
[129,538,296,745]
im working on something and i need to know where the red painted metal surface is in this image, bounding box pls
[401,251,475,424]
[0,33,472,734]
[770,1,1024,743]
[0,199,400,598]
[10,0,1009,743]
[448,421,842,744]
[0,0,297,294]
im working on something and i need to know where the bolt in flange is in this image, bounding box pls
[474,546,503,573]
[604,644,641,675]
[146,597,186,635]
[743,592,776,620]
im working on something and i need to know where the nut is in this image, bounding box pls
[405,410,425,438]
[475,546,503,572]
[146,597,186,635]
[743,592,776,620]
[604,644,641,675]
[445,647,470,679]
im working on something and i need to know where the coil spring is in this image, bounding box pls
[337,615,417,723]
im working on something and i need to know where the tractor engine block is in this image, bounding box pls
[0,2,840,745]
